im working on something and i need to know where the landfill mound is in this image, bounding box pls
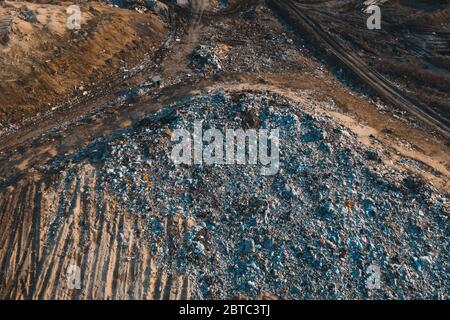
[0,89,447,299]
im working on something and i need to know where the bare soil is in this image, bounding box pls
[0,1,165,125]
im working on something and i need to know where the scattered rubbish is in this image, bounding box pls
[18,5,37,23]
[40,90,448,299]
[152,75,162,88]
[189,45,222,75]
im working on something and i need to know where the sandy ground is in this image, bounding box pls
[0,1,165,125]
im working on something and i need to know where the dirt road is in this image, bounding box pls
[269,0,450,139]
[164,0,209,74]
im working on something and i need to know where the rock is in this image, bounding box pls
[189,45,222,75]
[18,6,37,23]
[403,175,424,192]
[319,200,336,216]
[365,150,382,162]
[241,239,255,254]
[263,237,273,250]
[363,198,377,215]
[193,241,206,256]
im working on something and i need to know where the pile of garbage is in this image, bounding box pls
[189,45,223,75]
[54,89,448,299]
[102,0,171,19]
[18,5,37,23]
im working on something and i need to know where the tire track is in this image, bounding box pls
[270,0,450,139]
[0,165,191,299]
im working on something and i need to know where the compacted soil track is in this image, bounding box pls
[269,0,450,139]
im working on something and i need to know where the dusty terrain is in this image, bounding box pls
[270,0,450,137]
[0,1,165,126]
[0,0,448,300]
